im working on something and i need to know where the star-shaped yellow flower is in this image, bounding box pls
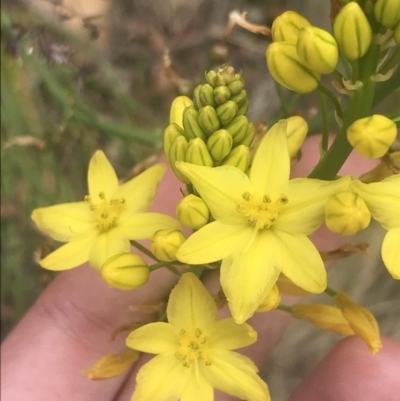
[352,174,400,279]
[176,121,347,323]
[32,151,180,271]
[126,272,270,401]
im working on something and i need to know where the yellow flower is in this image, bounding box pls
[176,121,347,323]
[126,273,270,401]
[32,151,180,271]
[352,175,400,278]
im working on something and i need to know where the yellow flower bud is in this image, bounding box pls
[169,136,190,183]
[151,229,186,262]
[169,96,193,128]
[176,194,210,230]
[347,114,397,159]
[214,86,231,105]
[186,138,214,167]
[276,273,310,296]
[198,105,221,136]
[271,11,311,43]
[333,292,382,354]
[216,100,238,126]
[230,90,247,108]
[236,98,249,116]
[205,70,217,87]
[182,106,207,141]
[241,123,255,147]
[256,285,281,312]
[215,64,236,86]
[325,191,371,235]
[394,21,400,44]
[292,304,355,336]
[374,0,400,28]
[164,124,185,157]
[224,115,250,145]
[220,144,250,172]
[297,27,339,74]
[199,84,216,107]
[333,2,372,60]
[207,129,233,162]
[101,253,149,290]
[227,80,244,96]
[266,42,320,93]
[193,85,202,110]
[286,116,308,157]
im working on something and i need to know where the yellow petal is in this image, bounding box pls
[250,120,290,196]
[89,229,130,270]
[176,221,253,265]
[382,228,400,279]
[209,319,257,350]
[204,350,270,401]
[39,236,94,271]
[126,322,178,354]
[274,231,327,293]
[181,368,213,401]
[31,202,95,242]
[88,150,119,199]
[114,164,166,215]
[276,176,351,235]
[176,162,252,224]
[167,273,217,333]
[83,348,139,380]
[132,354,189,401]
[220,231,280,323]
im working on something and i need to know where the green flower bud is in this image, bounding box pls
[221,144,250,172]
[216,100,238,126]
[266,42,320,93]
[169,136,190,183]
[271,11,311,43]
[333,2,372,60]
[199,83,216,107]
[286,116,308,157]
[182,106,207,141]
[236,98,250,116]
[151,229,186,262]
[227,80,244,96]
[176,194,210,230]
[230,90,247,107]
[347,114,397,159]
[241,122,255,147]
[164,123,185,157]
[205,70,217,86]
[169,96,193,128]
[325,191,371,236]
[215,64,236,86]
[374,0,400,28]
[297,27,339,74]
[395,21,400,44]
[214,86,231,105]
[186,138,214,167]
[101,253,149,290]
[198,105,221,136]
[224,115,250,145]
[193,85,202,110]
[207,129,233,161]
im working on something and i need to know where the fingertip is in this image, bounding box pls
[290,336,400,401]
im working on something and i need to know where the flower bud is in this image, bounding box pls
[198,105,221,136]
[101,253,149,290]
[325,191,371,235]
[151,229,186,262]
[205,70,217,87]
[186,138,214,167]
[164,123,185,157]
[224,116,250,145]
[286,116,308,157]
[333,292,382,354]
[216,100,238,126]
[271,11,311,43]
[214,86,231,105]
[241,123,255,147]
[297,27,339,74]
[395,21,400,44]
[256,285,281,312]
[221,145,250,172]
[207,129,233,161]
[227,80,244,96]
[236,98,249,116]
[333,2,372,60]
[347,114,397,159]
[374,0,400,28]
[176,194,210,230]
[230,90,247,107]
[193,85,202,110]
[169,136,190,183]
[182,106,207,141]
[266,42,320,93]
[215,64,236,86]
[169,96,193,128]
[199,83,216,107]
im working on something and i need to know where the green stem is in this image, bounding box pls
[324,286,338,297]
[275,82,289,118]
[378,46,400,75]
[350,59,360,83]
[277,304,293,313]
[131,240,157,261]
[149,261,182,276]
[317,90,329,157]
[317,84,344,122]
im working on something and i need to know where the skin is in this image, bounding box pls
[2,137,400,401]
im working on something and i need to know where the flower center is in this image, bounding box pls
[236,191,288,230]
[85,192,125,233]
[175,328,211,367]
